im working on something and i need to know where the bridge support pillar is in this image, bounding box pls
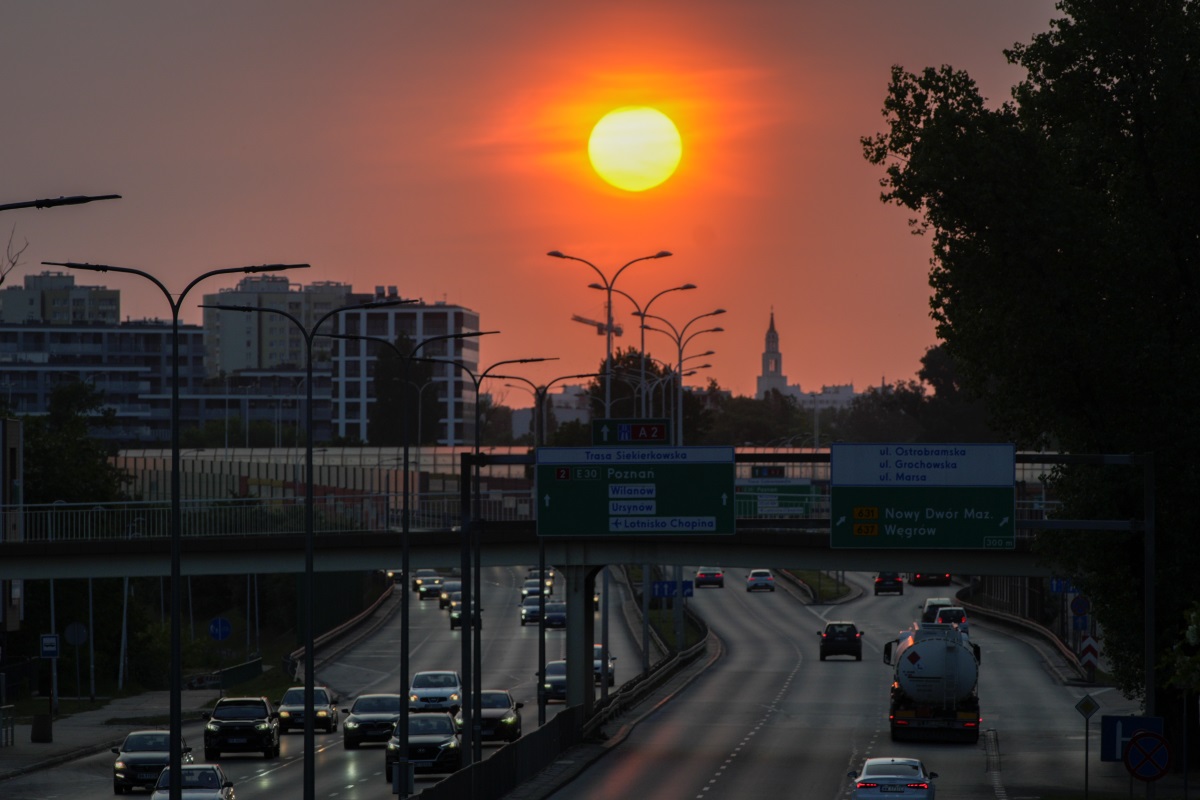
[559,564,602,716]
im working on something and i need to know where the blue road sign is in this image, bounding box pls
[208,617,232,642]
[1101,715,1164,762]
[652,580,694,598]
[40,634,60,659]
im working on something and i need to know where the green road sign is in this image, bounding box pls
[536,446,735,536]
[830,443,1015,549]
[591,418,671,446]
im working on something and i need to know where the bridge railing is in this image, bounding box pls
[10,493,1059,543]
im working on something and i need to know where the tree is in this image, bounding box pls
[22,381,130,504]
[862,0,1200,715]
[367,333,441,446]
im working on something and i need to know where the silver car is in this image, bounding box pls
[409,670,462,712]
[848,757,937,799]
[745,569,775,592]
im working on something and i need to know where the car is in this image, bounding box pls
[543,601,568,628]
[874,571,904,595]
[909,571,952,586]
[112,729,193,794]
[526,568,555,593]
[746,569,775,592]
[449,594,481,630]
[848,756,938,799]
[454,689,523,742]
[694,567,725,588]
[819,620,863,660]
[520,578,545,599]
[341,693,403,749]
[202,696,280,760]
[593,644,616,685]
[411,568,441,593]
[920,596,956,623]
[277,685,339,734]
[384,712,462,778]
[409,670,462,712]
[418,574,445,600]
[541,660,568,702]
[934,606,970,636]
[438,580,463,609]
[150,764,235,799]
[519,595,543,626]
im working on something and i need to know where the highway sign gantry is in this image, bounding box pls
[535,446,735,536]
[830,443,1016,549]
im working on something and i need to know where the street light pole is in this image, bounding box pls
[48,260,308,800]
[547,250,671,416]
[596,283,695,416]
[638,309,726,445]
[1,194,121,212]
[203,298,411,800]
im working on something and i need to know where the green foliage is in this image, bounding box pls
[863,1,1200,701]
[22,381,131,504]
[367,333,442,446]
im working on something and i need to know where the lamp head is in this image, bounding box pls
[547,250,566,259]
[653,251,673,259]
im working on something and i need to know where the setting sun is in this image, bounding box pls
[587,106,682,192]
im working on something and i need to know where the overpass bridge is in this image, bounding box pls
[0,450,1121,581]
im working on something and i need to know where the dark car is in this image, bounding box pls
[150,764,234,799]
[526,568,555,594]
[449,594,481,630]
[519,595,543,626]
[909,571,952,586]
[694,567,725,588]
[384,713,461,778]
[411,568,441,593]
[874,572,904,595]
[277,685,339,734]
[819,621,863,661]
[520,579,545,599]
[543,601,568,629]
[454,689,523,742]
[438,580,463,609]
[342,693,402,749]
[112,729,193,794]
[202,696,280,760]
[418,574,445,600]
[541,660,568,702]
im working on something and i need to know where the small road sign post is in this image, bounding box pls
[1076,694,1100,798]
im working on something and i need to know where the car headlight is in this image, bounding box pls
[543,682,552,690]
[443,738,459,749]
[114,759,128,770]
[500,712,517,725]
[279,711,291,719]
[387,740,399,751]
[316,710,328,718]
[206,722,220,732]
[449,692,460,702]
[255,721,270,731]
[409,693,419,703]
[345,720,359,730]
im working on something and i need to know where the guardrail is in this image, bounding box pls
[0,705,13,747]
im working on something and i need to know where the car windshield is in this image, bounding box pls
[353,695,401,714]
[281,688,327,705]
[546,661,567,676]
[522,597,540,607]
[408,716,455,735]
[827,624,857,635]
[545,603,567,614]
[212,702,266,720]
[156,767,221,789]
[939,610,966,622]
[123,732,170,752]
[479,692,512,709]
[413,673,456,688]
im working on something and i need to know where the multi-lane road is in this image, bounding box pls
[0,567,1142,798]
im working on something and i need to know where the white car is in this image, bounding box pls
[746,569,775,592]
[408,670,463,712]
[848,757,938,799]
[934,606,970,636]
[151,764,235,799]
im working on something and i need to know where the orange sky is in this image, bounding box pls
[5,2,1056,403]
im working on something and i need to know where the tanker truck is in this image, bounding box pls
[883,622,981,743]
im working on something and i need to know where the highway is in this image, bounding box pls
[0,568,1142,799]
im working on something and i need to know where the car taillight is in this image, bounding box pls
[907,783,930,789]
[856,782,878,789]
[855,632,862,638]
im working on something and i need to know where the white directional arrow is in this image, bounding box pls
[836,516,846,526]
[721,493,727,505]
[999,516,1009,527]
[543,494,551,508]
[600,425,610,442]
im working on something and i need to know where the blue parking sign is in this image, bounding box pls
[40,634,60,658]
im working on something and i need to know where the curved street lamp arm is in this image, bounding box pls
[3,194,121,211]
[57,262,308,314]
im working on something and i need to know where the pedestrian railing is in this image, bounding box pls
[0,705,14,747]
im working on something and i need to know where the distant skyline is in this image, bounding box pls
[6,2,1057,400]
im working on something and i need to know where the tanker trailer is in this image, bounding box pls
[883,622,982,743]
